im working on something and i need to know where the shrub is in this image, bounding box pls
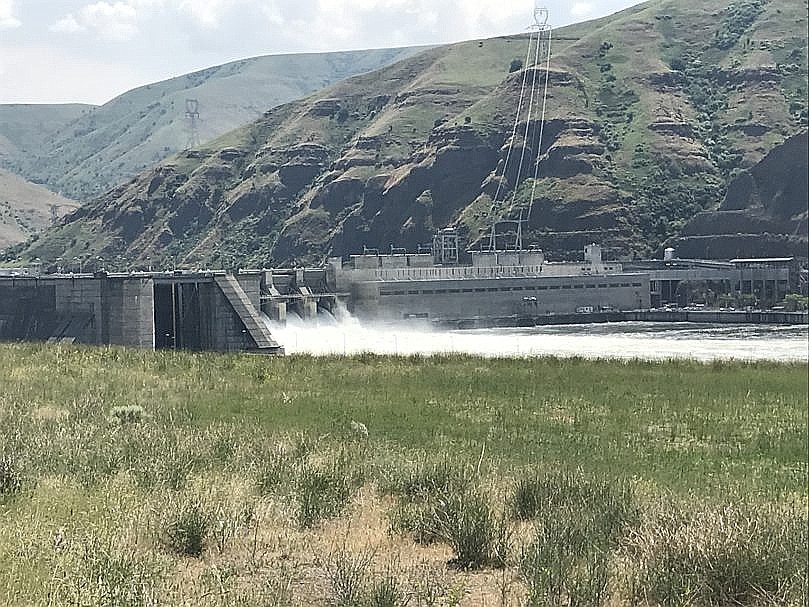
[433,490,495,569]
[517,471,636,606]
[295,459,357,528]
[256,448,295,494]
[509,59,523,73]
[367,569,408,607]
[669,57,687,72]
[163,499,211,557]
[521,509,613,606]
[379,457,471,501]
[624,502,808,606]
[64,538,163,607]
[421,487,507,571]
[0,456,22,496]
[109,405,144,424]
[328,551,371,607]
[384,458,503,569]
[512,470,637,549]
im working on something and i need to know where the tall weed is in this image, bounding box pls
[623,501,808,606]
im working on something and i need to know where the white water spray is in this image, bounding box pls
[262,310,808,362]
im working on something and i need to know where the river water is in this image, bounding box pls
[266,315,808,362]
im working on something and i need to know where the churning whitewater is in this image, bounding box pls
[263,309,808,362]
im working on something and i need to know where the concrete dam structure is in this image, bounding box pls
[1,238,801,353]
[0,271,283,354]
[331,244,650,320]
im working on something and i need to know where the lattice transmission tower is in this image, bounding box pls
[185,98,201,148]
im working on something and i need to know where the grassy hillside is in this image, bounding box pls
[0,170,78,249]
[3,48,425,202]
[13,0,809,269]
[0,345,806,605]
[0,103,94,167]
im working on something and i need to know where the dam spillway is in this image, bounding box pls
[0,270,283,354]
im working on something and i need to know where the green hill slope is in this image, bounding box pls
[0,104,95,168]
[15,0,808,268]
[0,170,78,250]
[4,48,425,202]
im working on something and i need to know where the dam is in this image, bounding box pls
[0,270,283,354]
[0,238,802,353]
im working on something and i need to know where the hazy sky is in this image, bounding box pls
[1,0,640,105]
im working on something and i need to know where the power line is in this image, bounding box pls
[488,2,554,250]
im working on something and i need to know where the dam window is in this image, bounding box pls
[632,282,642,287]
[537,286,548,290]
[408,290,419,295]
[621,283,631,287]
[487,288,498,292]
[609,283,620,288]
[586,284,597,289]
[562,285,572,290]
[599,284,608,288]
[393,290,405,295]
[475,288,486,292]
[573,285,584,289]
[512,287,524,291]
[462,288,474,293]
[380,291,392,296]
[550,285,560,290]
[422,290,435,294]
[448,289,461,293]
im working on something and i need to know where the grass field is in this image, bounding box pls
[0,343,806,606]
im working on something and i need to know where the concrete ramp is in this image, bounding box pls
[214,276,284,354]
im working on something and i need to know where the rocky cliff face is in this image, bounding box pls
[14,0,808,268]
[676,131,808,258]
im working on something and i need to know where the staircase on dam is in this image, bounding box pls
[214,275,283,353]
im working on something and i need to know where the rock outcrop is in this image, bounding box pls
[677,132,808,259]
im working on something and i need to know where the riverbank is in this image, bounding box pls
[435,308,809,329]
[0,344,806,605]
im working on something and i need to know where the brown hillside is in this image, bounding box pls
[676,131,808,258]
[15,0,809,268]
[0,170,79,250]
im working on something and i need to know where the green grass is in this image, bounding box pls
[2,344,804,495]
[0,343,806,605]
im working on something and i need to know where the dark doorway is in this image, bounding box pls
[153,282,206,350]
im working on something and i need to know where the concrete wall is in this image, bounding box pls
[0,281,58,340]
[54,278,103,343]
[234,272,262,310]
[210,284,260,352]
[1,273,279,353]
[0,276,155,346]
[350,274,650,321]
[102,277,155,348]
